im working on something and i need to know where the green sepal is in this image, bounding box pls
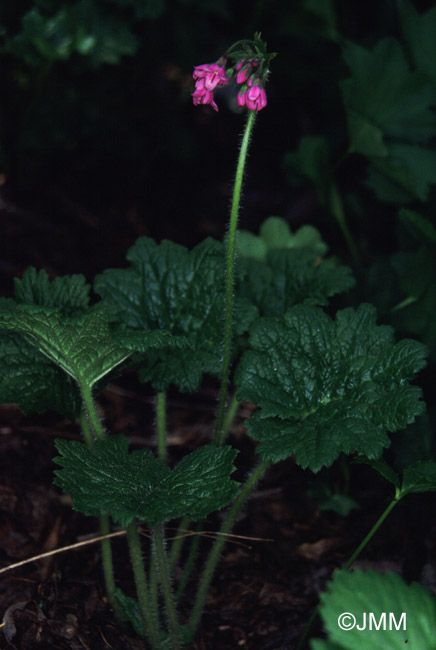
[95,236,257,392]
[312,569,436,649]
[236,304,427,472]
[53,435,239,527]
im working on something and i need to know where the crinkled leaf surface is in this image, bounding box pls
[0,304,131,388]
[53,435,239,527]
[0,330,81,420]
[312,569,436,649]
[14,267,90,315]
[238,248,354,316]
[95,237,257,392]
[236,304,426,471]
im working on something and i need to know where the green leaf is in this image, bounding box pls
[237,216,328,259]
[366,144,436,203]
[53,435,239,527]
[14,267,90,315]
[399,209,436,245]
[0,330,81,420]
[401,461,436,496]
[236,304,427,472]
[95,237,257,392]
[312,569,436,649]
[113,589,145,638]
[354,457,400,491]
[0,305,130,389]
[399,0,436,86]
[238,248,354,316]
[341,38,436,151]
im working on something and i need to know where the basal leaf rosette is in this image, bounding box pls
[54,435,240,528]
[235,304,427,472]
[94,237,257,393]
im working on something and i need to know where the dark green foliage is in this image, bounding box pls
[14,267,90,315]
[236,217,354,316]
[95,237,257,392]
[341,37,436,202]
[312,569,436,649]
[358,456,436,498]
[54,435,239,527]
[236,304,427,471]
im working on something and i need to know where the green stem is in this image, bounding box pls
[152,524,180,650]
[295,496,400,650]
[222,390,240,441]
[79,411,120,619]
[169,515,191,571]
[156,391,167,462]
[329,183,359,264]
[188,460,270,638]
[175,522,202,602]
[78,380,106,441]
[214,109,257,447]
[126,521,161,649]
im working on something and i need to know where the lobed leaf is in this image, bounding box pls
[236,304,427,472]
[14,267,90,315]
[95,236,257,392]
[312,569,436,649]
[54,435,239,527]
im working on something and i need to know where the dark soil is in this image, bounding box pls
[1,194,436,650]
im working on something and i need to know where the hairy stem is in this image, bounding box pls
[78,381,106,441]
[214,109,257,447]
[156,391,167,462]
[188,460,270,638]
[295,496,400,650]
[127,521,161,649]
[152,524,180,649]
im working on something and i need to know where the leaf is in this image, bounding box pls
[354,457,400,491]
[401,461,436,496]
[398,0,436,86]
[399,209,436,245]
[95,237,257,392]
[238,248,354,317]
[312,569,436,649]
[53,435,239,527]
[113,589,145,638]
[0,330,81,420]
[14,267,90,315]
[237,216,328,259]
[366,144,436,203]
[341,38,436,152]
[0,305,130,389]
[236,304,427,472]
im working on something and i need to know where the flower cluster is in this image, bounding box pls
[192,54,268,113]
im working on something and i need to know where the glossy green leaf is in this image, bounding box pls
[95,237,257,392]
[54,435,239,527]
[312,569,436,649]
[236,304,427,471]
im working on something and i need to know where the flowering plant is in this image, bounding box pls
[1,27,436,650]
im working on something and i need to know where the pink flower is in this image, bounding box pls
[236,65,251,85]
[192,62,228,91]
[192,78,219,111]
[245,83,267,111]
